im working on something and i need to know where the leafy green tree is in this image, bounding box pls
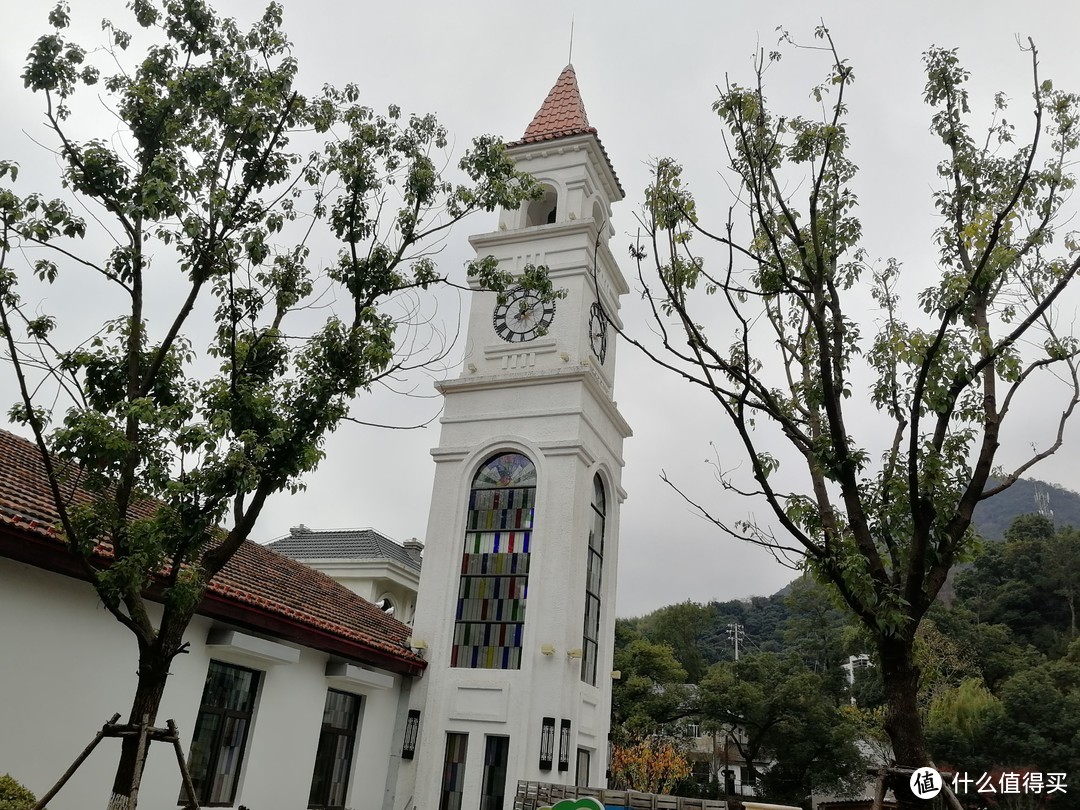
[995,640,1080,775]
[925,678,1005,773]
[698,653,866,802]
[0,775,36,810]
[781,575,852,695]
[930,605,1043,691]
[1046,527,1080,640]
[637,600,714,681]
[914,618,980,710]
[612,630,691,737]
[627,25,1080,804]
[955,515,1080,655]
[0,2,549,807]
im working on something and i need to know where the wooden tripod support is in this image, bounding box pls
[32,713,200,810]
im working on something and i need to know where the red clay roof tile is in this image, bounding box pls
[519,64,597,144]
[0,429,425,675]
[509,64,624,198]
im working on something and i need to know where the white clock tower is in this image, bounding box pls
[396,65,631,810]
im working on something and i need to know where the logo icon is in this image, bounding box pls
[911,767,943,799]
[540,799,605,810]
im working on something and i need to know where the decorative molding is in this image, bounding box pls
[430,447,471,463]
[438,368,632,443]
[506,134,623,204]
[538,440,596,467]
[448,684,510,723]
[325,661,395,691]
[205,628,301,666]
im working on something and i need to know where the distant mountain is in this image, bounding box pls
[762,478,1080,601]
[972,478,1080,540]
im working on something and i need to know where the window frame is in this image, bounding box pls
[184,660,260,807]
[307,688,363,810]
[439,732,469,810]
[480,735,511,810]
[581,474,606,685]
[575,747,592,788]
[453,452,537,670]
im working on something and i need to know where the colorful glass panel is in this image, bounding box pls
[308,689,361,810]
[453,453,536,670]
[480,736,511,810]
[438,733,469,810]
[472,453,537,489]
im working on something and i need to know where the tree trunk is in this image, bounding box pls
[878,636,929,810]
[107,632,182,810]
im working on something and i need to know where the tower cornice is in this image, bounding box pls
[437,365,633,441]
[506,133,623,203]
[469,216,630,302]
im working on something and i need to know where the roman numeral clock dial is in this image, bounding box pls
[492,286,556,343]
[588,302,608,364]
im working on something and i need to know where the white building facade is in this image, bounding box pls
[0,431,425,810]
[398,65,631,810]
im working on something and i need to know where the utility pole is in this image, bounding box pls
[726,623,745,661]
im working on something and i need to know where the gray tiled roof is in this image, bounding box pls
[267,526,421,572]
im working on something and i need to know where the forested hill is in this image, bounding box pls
[971,478,1080,540]
[619,478,1080,660]
[614,514,1080,804]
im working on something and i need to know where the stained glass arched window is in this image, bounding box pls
[581,474,605,685]
[452,452,537,669]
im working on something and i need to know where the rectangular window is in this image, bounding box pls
[576,748,591,788]
[558,719,571,772]
[480,736,510,810]
[539,717,555,771]
[308,689,362,810]
[185,660,260,806]
[439,733,469,810]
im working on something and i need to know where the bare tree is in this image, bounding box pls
[625,25,1080,805]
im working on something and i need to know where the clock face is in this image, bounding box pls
[588,302,608,364]
[492,286,556,343]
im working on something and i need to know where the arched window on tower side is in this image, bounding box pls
[452,452,537,669]
[525,185,558,227]
[581,474,605,685]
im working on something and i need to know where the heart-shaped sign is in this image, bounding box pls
[540,798,605,810]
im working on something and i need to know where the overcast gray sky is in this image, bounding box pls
[3,1,1080,618]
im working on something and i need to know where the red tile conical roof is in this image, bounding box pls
[518,64,598,144]
[509,64,623,198]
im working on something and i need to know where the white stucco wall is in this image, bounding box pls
[0,555,405,810]
[402,154,630,805]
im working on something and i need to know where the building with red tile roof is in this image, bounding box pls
[0,427,425,810]
[0,428,425,677]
